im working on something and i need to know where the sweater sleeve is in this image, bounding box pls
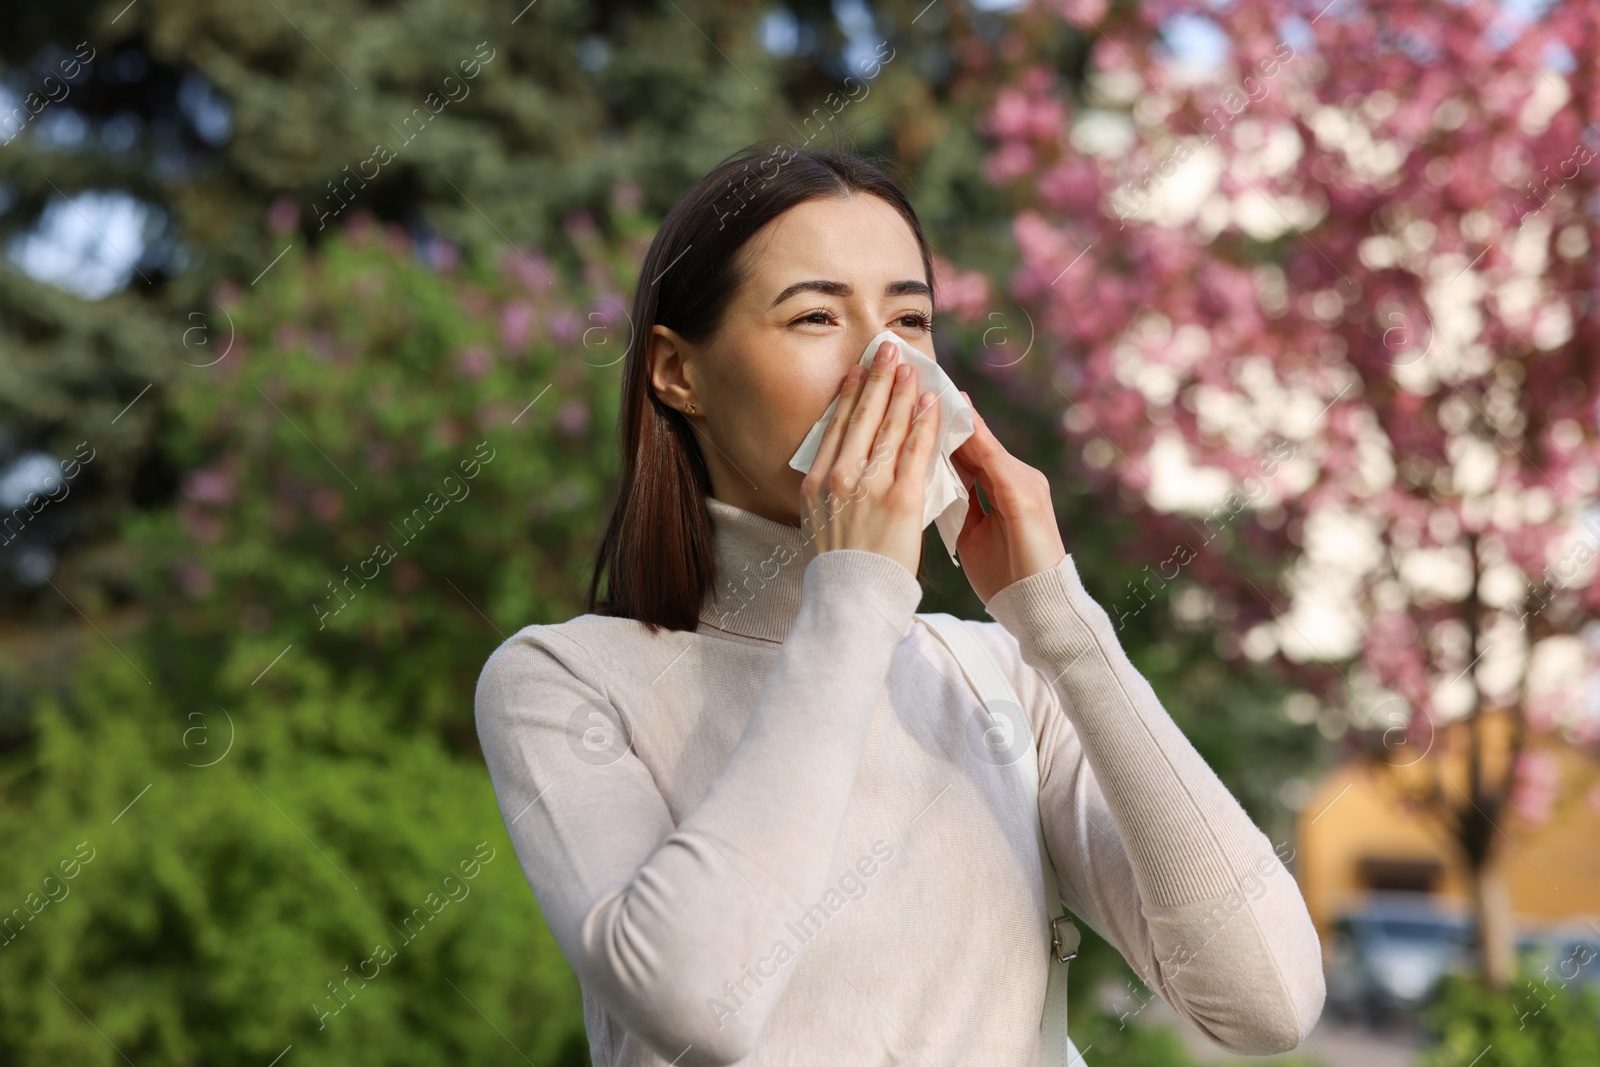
[473,549,923,1067]
[980,552,1325,1055]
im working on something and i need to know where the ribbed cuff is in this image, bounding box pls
[982,553,1106,667]
[803,548,924,638]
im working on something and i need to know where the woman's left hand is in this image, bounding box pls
[950,391,1067,605]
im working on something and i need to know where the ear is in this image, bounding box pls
[648,324,695,410]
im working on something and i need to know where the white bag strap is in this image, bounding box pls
[916,612,1086,1067]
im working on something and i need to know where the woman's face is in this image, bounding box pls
[649,192,934,527]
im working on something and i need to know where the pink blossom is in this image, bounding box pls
[932,255,991,324]
[427,237,460,274]
[986,68,1067,145]
[1038,158,1101,213]
[266,196,299,236]
[342,210,376,244]
[557,400,590,437]
[384,223,411,257]
[984,142,1037,186]
[501,301,537,352]
[551,311,579,345]
[184,468,235,505]
[455,344,493,377]
[501,248,553,291]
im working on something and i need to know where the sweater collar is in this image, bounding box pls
[698,495,811,643]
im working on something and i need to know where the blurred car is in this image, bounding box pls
[1325,893,1477,1026]
[1516,925,1600,989]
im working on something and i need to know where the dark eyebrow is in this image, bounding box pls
[886,280,933,300]
[769,279,933,309]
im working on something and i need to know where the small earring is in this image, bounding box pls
[684,401,696,415]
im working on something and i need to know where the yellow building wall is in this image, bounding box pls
[1296,717,1600,940]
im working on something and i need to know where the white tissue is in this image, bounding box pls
[787,330,975,566]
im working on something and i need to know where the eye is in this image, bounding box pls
[790,309,838,327]
[896,310,935,333]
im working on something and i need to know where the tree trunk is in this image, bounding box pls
[1471,860,1517,989]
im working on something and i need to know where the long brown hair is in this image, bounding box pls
[585,142,936,633]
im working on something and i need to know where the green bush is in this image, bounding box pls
[1068,1004,1319,1067]
[124,212,642,752]
[0,213,652,1063]
[0,644,587,1065]
[1070,1007,1206,1067]
[1420,970,1600,1067]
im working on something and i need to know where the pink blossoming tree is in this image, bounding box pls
[981,0,1600,988]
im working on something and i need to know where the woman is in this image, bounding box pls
[474,144,1325,1066]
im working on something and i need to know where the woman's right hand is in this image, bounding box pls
[799,339,941,576]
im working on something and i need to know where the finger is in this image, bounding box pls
[962,406,1044,518]
[862,361,918,490]
[950,449,996,503]
[950,444,978,481]
[893,390,940,491]
[807,363,866,491]
[951,390,1012,502]
[948,442,986,529]
[947,390,998,473]
[833,340,901,491]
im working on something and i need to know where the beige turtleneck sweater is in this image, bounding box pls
[474,495,1325,1067]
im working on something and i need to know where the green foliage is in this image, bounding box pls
[0,643,587,1065]
[0,217,659,1062]
[1420,971,1600,1067]
[1062,904,1320,1067]
[1072,1008,1200,1067]
[1070,1005,1320,1067]
[123,214,637,751]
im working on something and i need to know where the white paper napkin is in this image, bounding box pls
[787,330,975,566]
